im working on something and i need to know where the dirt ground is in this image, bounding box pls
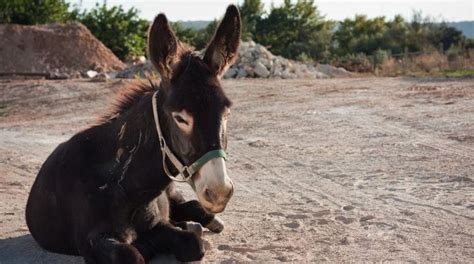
[0,77,473,263]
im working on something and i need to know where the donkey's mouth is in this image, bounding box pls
[202,204,227,214]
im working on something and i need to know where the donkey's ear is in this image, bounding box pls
[148,14,179,80]
[203,5,241,77]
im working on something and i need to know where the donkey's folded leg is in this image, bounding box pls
[171,221,204,237]
[82,233,145,264]
[133,222,205,262]
[170,199,225,233]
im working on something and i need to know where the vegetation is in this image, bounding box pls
[443,69,474,77]
[0,0,72,24]
[171,19,218,50]
[254,0,333,62]
[73,4,149,60]
[0,0,471,73]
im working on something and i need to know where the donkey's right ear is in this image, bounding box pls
[148,14,179,80]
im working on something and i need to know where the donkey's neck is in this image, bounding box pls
[107,87,172,203]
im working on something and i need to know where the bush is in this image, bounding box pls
[0,0,72,24]
[75,4,149,61]
[335,53,373,72]
[172,19,218,50]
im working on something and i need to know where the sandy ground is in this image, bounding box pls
[0,77,473,263]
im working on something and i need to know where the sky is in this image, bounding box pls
[67,0,474,22]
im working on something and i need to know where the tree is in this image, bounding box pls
[76,4,149,60]
[0,0,72,24]
[333,15,388,56]
[239,0,264,40]
[428,23,465,51]
[172,19,218,50]
[255,0,334,62]
[383,15,409,54]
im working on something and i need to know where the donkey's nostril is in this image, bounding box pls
[204,188,217,204]
[226,184,234,199]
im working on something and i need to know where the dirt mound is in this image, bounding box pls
[0,22,125,78]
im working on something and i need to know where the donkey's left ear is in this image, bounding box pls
[203,5,241,77]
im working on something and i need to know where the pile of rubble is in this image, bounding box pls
[116,41,351,79]
[223,41,351,79]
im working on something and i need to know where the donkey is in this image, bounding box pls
[25,5,241,263]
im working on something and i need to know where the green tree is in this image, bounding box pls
[76,4,149,60]
[0,0,72,24]
[383,15,409,54]
[255,0,334,62]
[239,0,264,40]
[172,19,218,50]
[333,15,388,56]
[428,23,465,51]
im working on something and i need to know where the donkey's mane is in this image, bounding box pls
[98,49,210,125]
[98,80,159,124]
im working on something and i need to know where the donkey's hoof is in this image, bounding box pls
[186,222,203,238]
[174,232,205,262]
[205,216,224,233]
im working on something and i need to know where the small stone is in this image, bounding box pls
[359,215,375,222]
[342,205,355,211]
[339,236,353,245]
[224,67,238,78]
[218,244,231,251]
[281,69,292,79]
[284,221,301,229]
[236,68,247,78]
[85,70,98,78]
[253,62,270,78]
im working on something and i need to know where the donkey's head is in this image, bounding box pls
[148,5,240,213]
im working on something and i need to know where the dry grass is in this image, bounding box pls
[379,49,474,77]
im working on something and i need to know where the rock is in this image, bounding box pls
[244,65,255,77]
[224,67,238,79]
[113,40,351,79]
[315,64,352,77]
[258,57,272,69]
[314,71,329,79]
[91,72,110,82]
[339,236,353,245]
[237,67,248,78]
[138,56,147,64]
[85,70,98,78]
[281,69,292,79]
[253,62,270,78]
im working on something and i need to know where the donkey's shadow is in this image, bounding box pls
[0,235,181,264]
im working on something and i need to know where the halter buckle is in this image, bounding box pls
[181,166,192,179]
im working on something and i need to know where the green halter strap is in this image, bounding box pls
[152,91,227,182]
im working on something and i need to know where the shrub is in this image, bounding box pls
[0,0,72,24]
[335,53,373,72]
[75,4,149,61]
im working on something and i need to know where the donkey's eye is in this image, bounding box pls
[173,115,189,125]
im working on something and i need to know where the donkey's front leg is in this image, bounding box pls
[133,222,205,262]
[169,199,225,233]
[83,233,145,264]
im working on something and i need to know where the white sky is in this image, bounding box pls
[68,0,474,22]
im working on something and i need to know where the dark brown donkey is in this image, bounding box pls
[25,5,241,263]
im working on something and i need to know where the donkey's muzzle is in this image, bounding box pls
[201,182,234,213]
[193,157,233,214]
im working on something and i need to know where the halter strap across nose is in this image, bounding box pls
[152,91,227,182]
